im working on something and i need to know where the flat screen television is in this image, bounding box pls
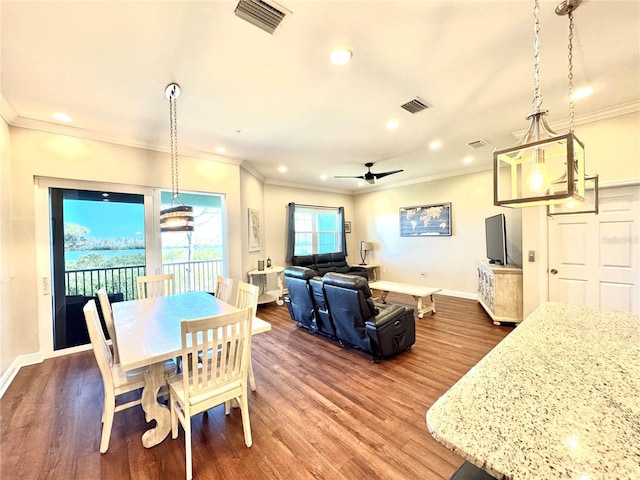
[485,213,507,266]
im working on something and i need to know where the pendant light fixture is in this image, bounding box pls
[159,83,194,232]
[548,0,599,216]
[493,0,587,208]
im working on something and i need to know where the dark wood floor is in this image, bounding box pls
[1,294,513,480]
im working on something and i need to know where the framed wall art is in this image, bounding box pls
[248,208,261,251]
[399,202,452,237]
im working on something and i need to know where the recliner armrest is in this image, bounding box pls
[366,303,410,328]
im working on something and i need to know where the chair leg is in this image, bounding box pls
[171,396,179,440]
[100,391,116,453]
[239,394,253,448]
[224,400,231,415]
[248,356,257,392]
[185,418,192,480]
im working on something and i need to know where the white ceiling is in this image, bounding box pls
[2,1,639,194]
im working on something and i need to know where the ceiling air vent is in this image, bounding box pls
[234,0,290,35]
[468,139,489,149]
[400,97,431,114]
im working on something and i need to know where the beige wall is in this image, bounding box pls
[352,170,522,296]
[1,116,13,377]
[263,184,356,266]
[240,167,265,284]
[3,127,245,378]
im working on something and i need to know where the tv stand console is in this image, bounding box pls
[477,261,523,325]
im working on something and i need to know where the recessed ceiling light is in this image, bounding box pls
[570,86,594,100]
[463,156,474,164]
[278,166,287,173]
[330,47,352,66]
[429,140,442,150]
[320,174,328,180]
[52,112,72,122]
[214,146,226,154]
[386,119,399,130]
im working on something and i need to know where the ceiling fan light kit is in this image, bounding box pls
[493,0,598,211]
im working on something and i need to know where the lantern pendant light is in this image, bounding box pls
[159,83,194,232]
[493,0,588,209]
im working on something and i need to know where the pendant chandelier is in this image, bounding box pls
[159,83,194,232]
[493,0,596,210]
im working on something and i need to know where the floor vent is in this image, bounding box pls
[234,0,290,35]
[400,97,431,114]
[468,139,489,149]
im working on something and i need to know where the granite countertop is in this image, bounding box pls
[426,302,640,480]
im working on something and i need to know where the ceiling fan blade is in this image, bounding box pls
[334,175,365,180]
[373,169,404,179]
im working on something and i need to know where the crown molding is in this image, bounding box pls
[513,100,640,137]
[0,95,18,124]
[9,115,244,166]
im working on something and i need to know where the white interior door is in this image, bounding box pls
[547,185,639,312]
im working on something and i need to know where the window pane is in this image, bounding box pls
[160,192,225,293]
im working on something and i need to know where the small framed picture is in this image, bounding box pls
[344,221,352,234]
[248,208,261,251]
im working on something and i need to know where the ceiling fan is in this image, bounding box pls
[334,162,404,185]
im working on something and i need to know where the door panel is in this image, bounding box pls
[548,186,639,312]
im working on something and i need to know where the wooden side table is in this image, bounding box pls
[360,264,380,281]
[248,265,286,305]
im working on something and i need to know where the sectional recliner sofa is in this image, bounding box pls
[283,266,416,361]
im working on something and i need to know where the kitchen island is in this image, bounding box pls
[426,302,640,480]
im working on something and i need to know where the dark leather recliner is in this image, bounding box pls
[284,267,415,360]
[283,266,317,330]
[290,252,368,279]
[322,272,415,358]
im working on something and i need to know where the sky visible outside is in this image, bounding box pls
[64,199,144,239]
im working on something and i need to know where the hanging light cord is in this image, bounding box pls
[567,10,575,132]
[532,0,543,113]
[169,92,180,203]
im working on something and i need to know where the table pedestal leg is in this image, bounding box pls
[140,362,171,448]
[378,291,389,304]
[275,271,284,306]
[415,294,436,318]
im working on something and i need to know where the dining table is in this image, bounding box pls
[426,302,640,480]
[112,290,271,448]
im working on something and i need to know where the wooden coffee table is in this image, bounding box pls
[369,280,441,318]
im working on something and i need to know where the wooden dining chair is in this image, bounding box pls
[235,281,261,391]
[96,288,120,364]
[97,288,176,380]
[169,307,253,480]
[136,273,174,299]
[83,299,145,453]
[214,275,234,303]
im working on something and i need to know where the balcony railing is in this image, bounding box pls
[65,260,224,301]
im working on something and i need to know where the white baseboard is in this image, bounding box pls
[0,351,45,398]
[439,289,478,301]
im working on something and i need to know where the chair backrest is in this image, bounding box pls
[83,300,115,392]
[96,288,119,364]
[136,273,174,299]
[283,266,317,330]
[309,277,335,336]
[181,307,253,399]
[235,281,259,317]
[215,275,234,303]
[322,272,375,350]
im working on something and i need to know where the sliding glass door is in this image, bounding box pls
[40,179,227,353]
[50,188,146,350]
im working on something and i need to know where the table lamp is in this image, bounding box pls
[359,241,372,265]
